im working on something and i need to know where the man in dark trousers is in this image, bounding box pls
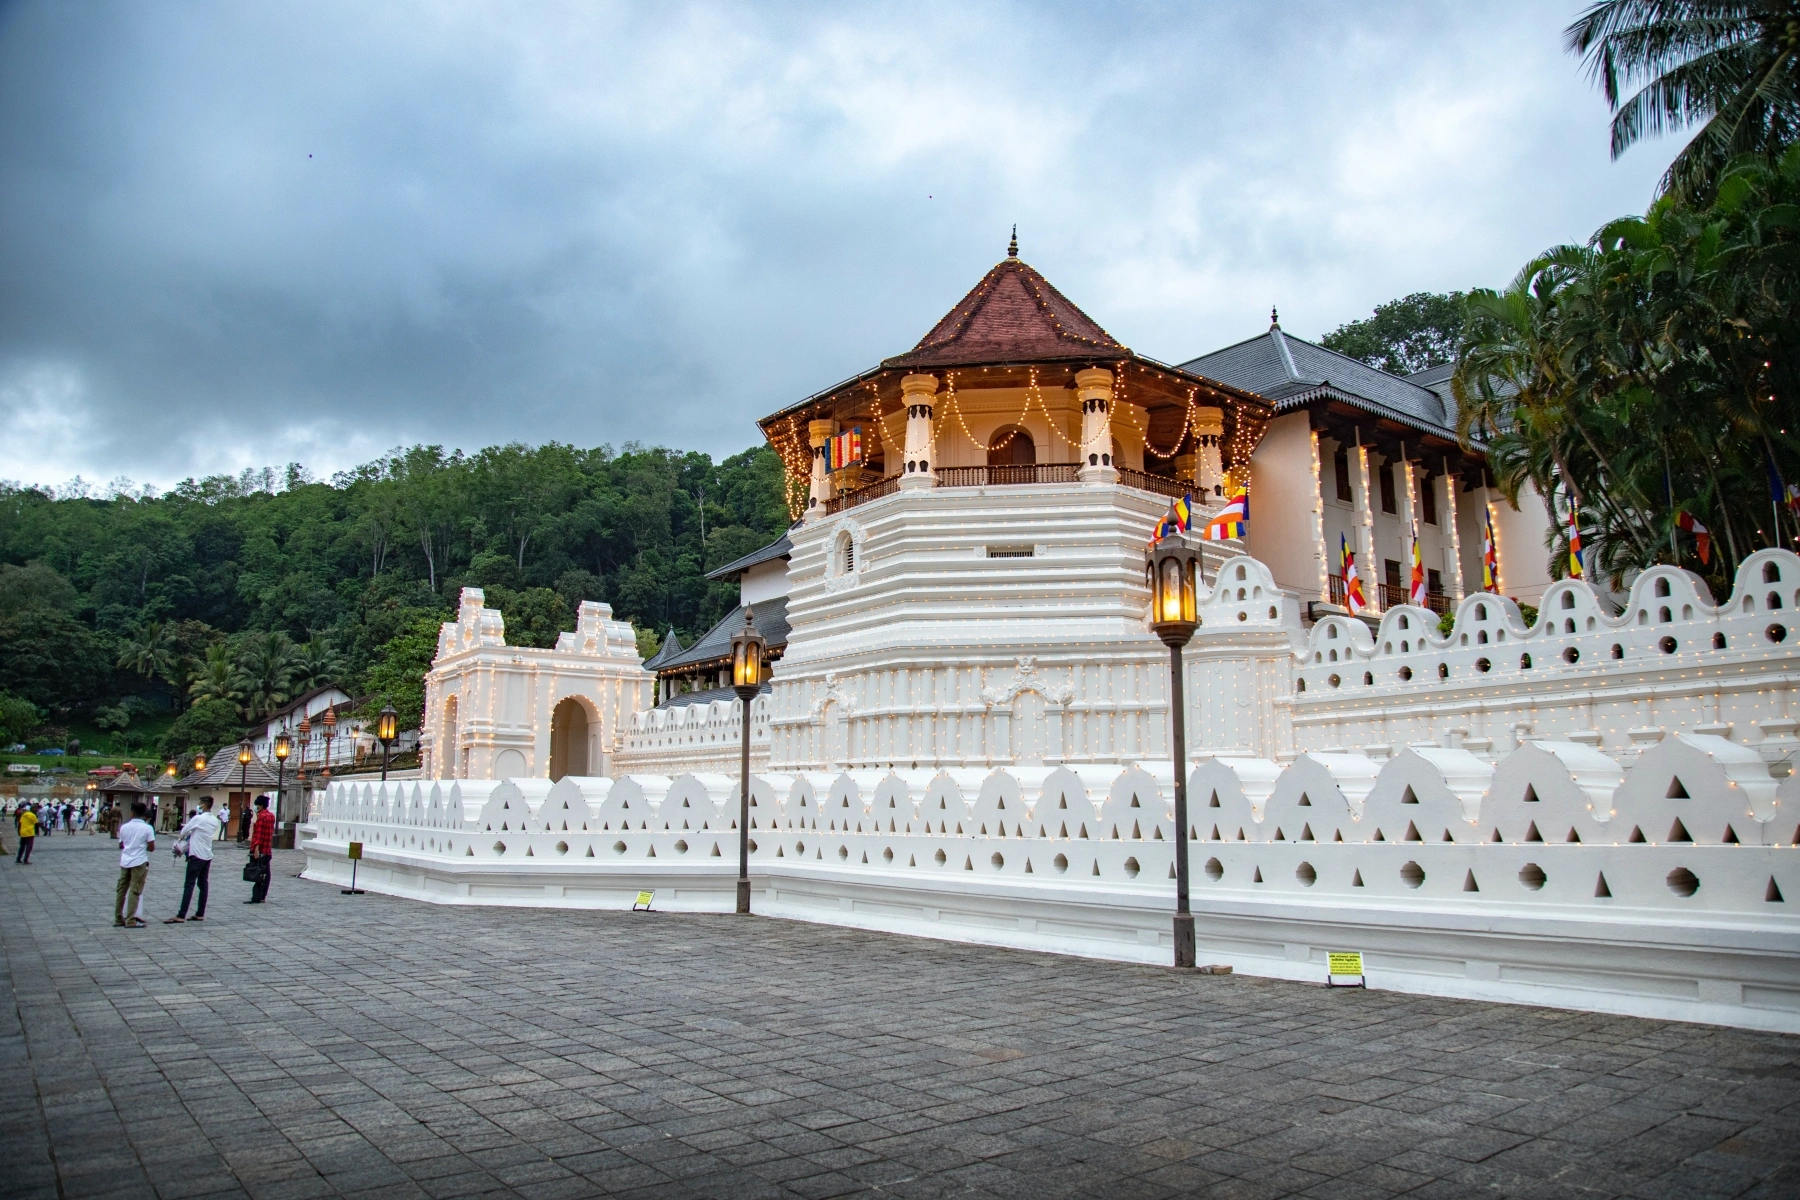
[164,797,221,923]
[245,796,275,904]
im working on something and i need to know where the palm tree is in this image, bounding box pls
[240,632,302,721]
[1567,1,1800,198]
[291,636,343,694]
[188,643,247,711]
[116,622,176,682]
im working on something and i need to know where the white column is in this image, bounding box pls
[1193,408,1225,497]
[1351,435,1380,613]
[1441,463,1465,602]
[899,374,937,490]
[1308,429,1329,604]
[1075,367,1117,484]
[1395,446,1417,602]
[806,418,836,519]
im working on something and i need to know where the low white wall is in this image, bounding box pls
[303,733,1800,1033]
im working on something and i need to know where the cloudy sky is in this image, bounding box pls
[0,1,1676,494]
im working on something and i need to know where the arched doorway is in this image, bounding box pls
[442,695,459,778]
[987,426,1036,467]
[548,697,589,781]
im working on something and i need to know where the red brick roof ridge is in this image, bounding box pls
[882,257,1129,371]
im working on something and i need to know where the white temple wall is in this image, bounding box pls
[1245,412,1326,600]
[1491,478,1555,604]
[302,731,1800,1032]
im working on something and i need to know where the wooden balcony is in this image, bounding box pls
[823,464,1197,514]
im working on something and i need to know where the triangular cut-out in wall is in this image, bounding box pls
[1301,823,1314,841]
[1523,784,1539,803]
[1253,867,1263,883]
[861,852,868,863]
[1132,821,1142,839]
[776,846,785,857]
[1405,821,1422,842]
[1275,829,1286,841]
[1463,870,1478,892]
[1667,777,1689,799]
[1211,824,1222,840]
[1129,794,1139,808]
[1092,861,1100,876]
[1237,828,1246,840]
[1025,860,1033,873]
[1208,790,1220,807]
[1442,829,1454,843]
[1491,828,1503,842]
[712,844,722,857]
[1723,825,1740,844]
[1373,830,1386,841]
[1351,869,1364,887]
[1566,829,1581,843]
[1401,786,1418,805]
[1298,793,1312,807]
[1669,817,1692,843]
[1334,830,1343,842]
[1769,877,1785,902]
[1525,821,1543,842]
[585,846,594,857]
[1595,872,1612,898]
[908,854,916,867]
[1629,825,1646,843]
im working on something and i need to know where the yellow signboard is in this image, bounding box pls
[347,841,363,861]
[632,890,655,911]
[1328,950,1366,988]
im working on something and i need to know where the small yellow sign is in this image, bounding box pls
[347,841,363,861]
[632,890,654,911]
[1328,951,1364,977]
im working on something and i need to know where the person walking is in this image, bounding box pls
[164,798,220,924]
[114,801,155,928]
[245,796,275,904]
[15,803,36,864]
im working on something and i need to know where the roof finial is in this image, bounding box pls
[1007,225,1018,259]
[1270,306,1280,329]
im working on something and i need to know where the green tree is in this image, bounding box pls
[159,697,245,759]
[0,692,40,746]
[1567,0,1800,199]
[1320,292,1467,374]
[361,613,443,731]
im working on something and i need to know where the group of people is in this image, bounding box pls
[7,800,101,861]
[112,796,277,926]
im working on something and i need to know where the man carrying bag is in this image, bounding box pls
[244,796,274,904]
[164,797,221,923]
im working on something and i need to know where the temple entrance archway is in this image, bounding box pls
[549,697,590,781]
[988,426,1036,466]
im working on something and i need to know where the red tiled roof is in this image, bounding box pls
[882,255,1127,371]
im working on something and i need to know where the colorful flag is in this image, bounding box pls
[1146,513,1176,548]
[1408,528,1427,606]
[826,427,863,473]
[1675,511,1712,566]
[1340,533,1367,615]
[1480,505,1499,593]
[1202,491,1248,540]
[1566,502,1584,580]
[1172,492,1194,533]
[1787,482,1800,516]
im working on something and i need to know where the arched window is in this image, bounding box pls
[987,426,1036,467]
[836,530,856,574]
[549,698,590,781]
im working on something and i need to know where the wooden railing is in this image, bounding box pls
[1378,583,1451,614]
[936,463,1082,488]
[1115,467,1195,500]
[824,475,898,515]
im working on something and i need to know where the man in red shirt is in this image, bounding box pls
[245,796,276,904]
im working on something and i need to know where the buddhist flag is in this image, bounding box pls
[826,427,863,473]
[1409,528,1427,606]
[1481,506,1499,593]
[1788,482,1800,517]
[1566,502,1584,580]
[1172,492,1195,533]
[1340,534,1367,615]
[1202,491,1248,540]
[1675,511,1711,566]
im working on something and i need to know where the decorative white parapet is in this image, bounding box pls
[614,695,771,777]
[302,729,1800,1033]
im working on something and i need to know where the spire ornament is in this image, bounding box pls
[1007,225,1018,259]
[1270,306,1280,329]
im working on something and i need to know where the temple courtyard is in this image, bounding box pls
[3,836,1797,1200]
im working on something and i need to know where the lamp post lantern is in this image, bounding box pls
[730,607,767,915]
[296,713,312,821]
[1147,536,1201,969]
[320,705,337,782]
[236,739,254,842]
[377,705,398,782]
[273,730,291,826]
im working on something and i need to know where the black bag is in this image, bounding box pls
[243,856,268,884]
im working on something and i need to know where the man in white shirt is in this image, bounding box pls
[114,801,156,928]
[164,797,221,924]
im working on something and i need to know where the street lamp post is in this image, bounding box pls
[377,705,398,782]
[1147,536,1201,970]
[236,739,253,842]
[273,730,291,828]
[730,607,767,915]
[321,706,337,782]
[296,713,312,821]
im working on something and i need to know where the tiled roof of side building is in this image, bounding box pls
[656,682,772,710]
[704,529,793,582]
[653,595,791,674]
[641,629,685,671]
[1181,324,1455,439]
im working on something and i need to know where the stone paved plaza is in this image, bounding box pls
[3,836,1798,1200]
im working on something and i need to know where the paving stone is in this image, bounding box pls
[4,837,1798,1199]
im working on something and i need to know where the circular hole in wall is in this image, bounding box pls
[555,841,569,855]
[838,845,848,861]
[1296,862,1316,886]
[1400,861,1425,888]
[795,840,805,854]
[934,849,947,866]
[1519,863,1546,890]
[1659,636,1678,654]
[1563,646,1579,664]
[1666,867,1699,897]
[1123,857,1140,877]
[991,852,1004,869]
[673,839,688,853]
[1769,624,1788,644]
[1328,674,1341,688]
[493,841,506,855]
[1399,666,1413,682]
[882,847,893,863]
[1204,857,1223,882]
[1476,658,1491,673]
[1437,663,1449,679]
[1053,853,1069,873]
[612,841,626,854]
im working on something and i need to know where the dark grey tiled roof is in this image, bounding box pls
[654,596,790,674]
[1180,326,1454,439]
[175,749,284,790]
[705,530,793,581]
[641,629,684,671]
[1405,363,1460,430]
[656,683,771,710]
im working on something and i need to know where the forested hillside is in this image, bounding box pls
[0,442,791,759]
